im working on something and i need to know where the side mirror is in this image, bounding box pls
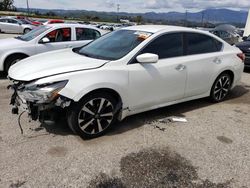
[136,53,159,64]
[39,37,50,44]
[242,36,248,41]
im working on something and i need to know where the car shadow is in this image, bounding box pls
[107,85,249,136]
[0,72,7,79]
[244,68,250,73]
[34,85,249,139]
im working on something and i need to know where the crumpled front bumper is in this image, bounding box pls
[9,82,71,122]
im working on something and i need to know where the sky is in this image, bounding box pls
[14,0,250,13]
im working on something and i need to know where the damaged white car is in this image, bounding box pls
[8,25,244,139]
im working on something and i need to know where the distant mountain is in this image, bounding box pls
[143,9,248,23]
[17,8,248,24]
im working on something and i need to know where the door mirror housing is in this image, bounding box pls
[39,37,50,44]
[136,53,159,64]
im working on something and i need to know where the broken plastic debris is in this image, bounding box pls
[158,117,187,123]
[171,117,187,123]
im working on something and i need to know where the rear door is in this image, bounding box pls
[183,32,223,97]
[73,27,101,48]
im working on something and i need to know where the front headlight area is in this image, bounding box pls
[18,80,68,104]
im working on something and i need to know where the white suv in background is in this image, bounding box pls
[8,25,244,139]
[0,24,105,73]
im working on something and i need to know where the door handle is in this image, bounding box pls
[175,64,186,71]
[213,57,222,64]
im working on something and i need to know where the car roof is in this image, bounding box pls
[46,23,103,30]
[123,25,204,34]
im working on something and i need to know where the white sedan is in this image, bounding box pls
[9,25,244,139]
[0,24,105,73]
[0,17,35,34]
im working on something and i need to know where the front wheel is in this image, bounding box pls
[210,73,232,102]
[4,55,27,73]
[67,92,118,139]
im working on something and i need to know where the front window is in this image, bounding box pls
[140,33,183,59]
[78,30,152,60]
[16,26,51,41]
[43,28,71,42]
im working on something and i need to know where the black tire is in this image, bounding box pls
[67,92,118,139]
[23,28,31,34]
[210,73,232,102]
[4,54,28,73]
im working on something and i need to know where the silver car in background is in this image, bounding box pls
[0,17,35,34]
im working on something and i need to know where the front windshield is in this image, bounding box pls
[78,29,152,60]
[16,25,51,41]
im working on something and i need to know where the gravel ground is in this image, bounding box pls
[0,33,250,188]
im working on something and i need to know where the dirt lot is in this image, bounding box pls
[0,33,250,188]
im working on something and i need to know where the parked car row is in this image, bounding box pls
[4,25,244,139]
[0,16,67,34]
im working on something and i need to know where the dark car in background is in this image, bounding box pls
[236,35,250,69]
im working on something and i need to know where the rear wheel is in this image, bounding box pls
[210,73,232,102]
[4,54,28,73]
[67,92,118,139]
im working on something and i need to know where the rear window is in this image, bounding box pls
[186,33,222,55]
[76,28,101,40]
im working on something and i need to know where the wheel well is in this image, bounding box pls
[220,70,234,83]
[4,53,29,71]
[83,88,122,105]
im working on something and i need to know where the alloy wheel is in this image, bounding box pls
[213,75,231,101]
[78,98,114,135]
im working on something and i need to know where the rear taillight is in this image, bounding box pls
[237,53,245,62]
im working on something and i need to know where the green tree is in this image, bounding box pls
[0,0,15,11]
[135,16,143,24]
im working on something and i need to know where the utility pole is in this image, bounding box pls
[185,10,188,26]
[117,3,120,23]
[26,0,30,15]
[201,11,205,27]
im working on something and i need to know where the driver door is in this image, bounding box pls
[128,33,187,111]
[36,27,75,54]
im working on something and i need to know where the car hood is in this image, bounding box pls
[0,38,27,49]
[8,49,108,81]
